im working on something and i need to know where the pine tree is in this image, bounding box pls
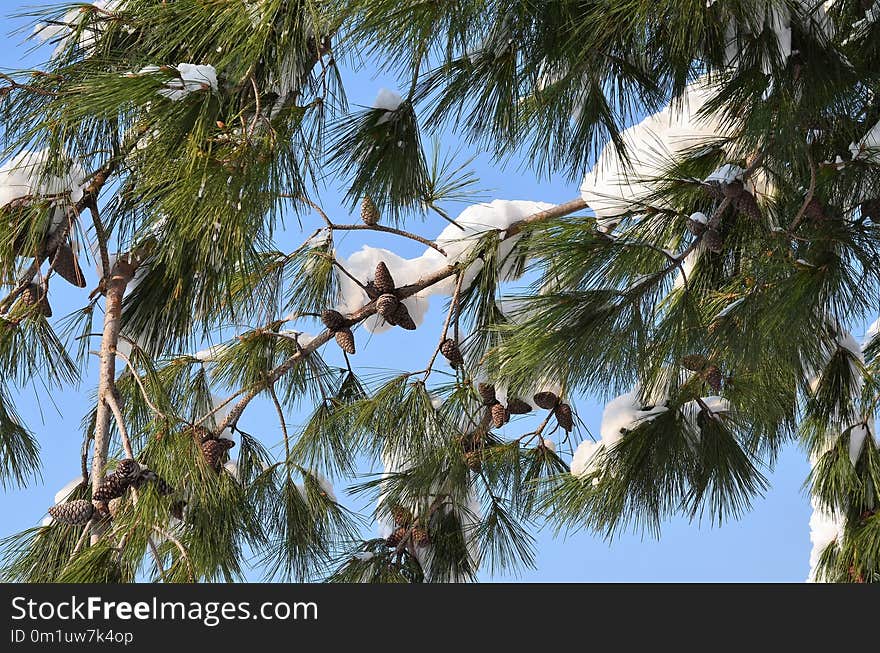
[0,0,878,584]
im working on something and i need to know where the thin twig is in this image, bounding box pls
[788,148,817,235]
[70,518,94,559]
[423,272,464,381]
[329,222,447,255]
[153,526,195,582]
[147,536,170,583]
[105,387,134,460]
[114,347,166,419]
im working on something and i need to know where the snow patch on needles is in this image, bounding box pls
[0,149,88,209]
[34,1,123,59]
[599,391,669,448]
[579,81,727,230]
[373,88,403,112]
[334,200,552,333]
[133,63,218,102]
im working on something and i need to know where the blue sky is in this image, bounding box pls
[0,3,815,582]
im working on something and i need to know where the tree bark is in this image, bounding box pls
[90,257,136,541]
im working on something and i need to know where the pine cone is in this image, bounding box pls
[682,354,709,372]
[385,526,407,548]
[364,280,381,300]
[202,438,234,470]
[360,196,380,226]
[506,398,533,415]
[132,469,175,496]
[734,191,762,221]
[478,383,497,405]
[554,403,574,432]
[533,391,559,410]
[704,228,724,253]
[187,424,213,443]
[392,302,416,330]
[335,327,356,354]
[440,338,464,367]
[113,458,140,480]
[20,282,52,317]
[490,402,509,428]
[722,180,745,200]
[705,365,723,393]
[51,243,86,288]
[93,475,129,502]
[321,309,347,332]
[464,449,483,471]
[48,499,94,525]
[374,262,395,295]
[107,496,126,519]
[391,505,413,527]
[376,293,399,319]
[412,526,430,548]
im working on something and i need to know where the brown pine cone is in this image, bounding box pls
[202,438,235,470]
[376,293,399,319]
[687,218,708,237]
[93,475,129,502]
[51,243,87,288]
[113,458,140,480]
[335,327,356,354]
[360,196,380,226]
[385,526,407,548]
[533,391,559,410]
[506,398,533,415]
[374,261,395,295]
[321,309,347,332]
[391,505,413,527]
[170,500,187,521]
[803,197,824,222]
[705,365,723,393]
[107,496,126,519]
[704,228,724,253]
[464,449,483,471]
[682,354,709,372]
[554,403,574,432]
[186,424,214,443]
[478,383,497,405]
[412,526,430,548]
[440,338,464,367]
[392,302,416,330]
[48,499,94,525]
[490,402,509,428]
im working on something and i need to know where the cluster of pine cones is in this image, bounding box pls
[681,354,724,393]
[4,199,89,319]
[690,179,763,254]
[385,505,430,549]
[48,458,175,525]
[322,261,419,356]
[477,383,573,432]
[190,425,236,471]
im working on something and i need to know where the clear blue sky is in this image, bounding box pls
[0,4,816,582]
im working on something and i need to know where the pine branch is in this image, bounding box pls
[209,197,589,434]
